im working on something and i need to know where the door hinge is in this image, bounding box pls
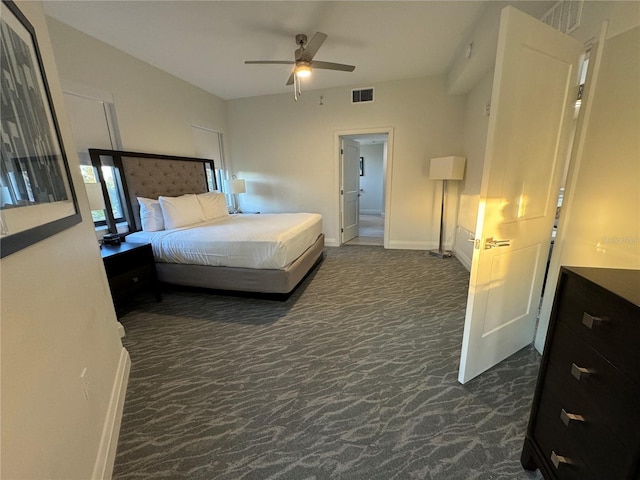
[340,189,344,195]
[340,148,344,155]
[341,228,344,232]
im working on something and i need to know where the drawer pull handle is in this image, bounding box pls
[560,408,585,427]
[582,312,607,329]
[550,451,571,469]
[570,363,592,381]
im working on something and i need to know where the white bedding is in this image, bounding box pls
[126,213,322,270]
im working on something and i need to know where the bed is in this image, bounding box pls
[88,148,324,295]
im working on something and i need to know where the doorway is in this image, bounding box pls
[337,129,392,247]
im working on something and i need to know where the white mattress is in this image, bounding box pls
[126,213,322,270]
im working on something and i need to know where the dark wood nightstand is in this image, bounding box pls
[101,242,161,314]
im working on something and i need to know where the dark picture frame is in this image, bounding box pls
[0,0,81,258]
[359,157,364,176]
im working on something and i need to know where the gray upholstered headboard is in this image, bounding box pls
[88,149,216,232]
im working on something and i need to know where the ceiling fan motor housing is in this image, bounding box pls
[295,34,308,47]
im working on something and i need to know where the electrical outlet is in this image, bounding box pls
[80,368,90,400]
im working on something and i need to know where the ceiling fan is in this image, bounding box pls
[244,32,355,100]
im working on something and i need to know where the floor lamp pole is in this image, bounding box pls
[430,179,452,258]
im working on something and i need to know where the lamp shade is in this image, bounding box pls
[224,178,246,194]
[429,156,466,180]
[85,182,106,211]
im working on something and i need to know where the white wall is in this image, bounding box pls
[452,70,493,269]
[535,25,640,351]
[1,2,127,479]
[226,76,465,247]
[45,17,228,157]
[358,143,384,215]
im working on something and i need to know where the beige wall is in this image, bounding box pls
[535,26,640,350]
[226,76,466,247]
[452,70,494,269]
[46,17,228,157]
[1,2,126,479]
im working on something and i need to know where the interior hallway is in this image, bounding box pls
[346,214,384,246]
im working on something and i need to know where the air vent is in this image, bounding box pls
[352,87,374,104]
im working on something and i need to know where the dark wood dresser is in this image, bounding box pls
[101,241,161,315]
[521,266,640,480]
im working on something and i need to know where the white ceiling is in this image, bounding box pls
[43,1,554,100]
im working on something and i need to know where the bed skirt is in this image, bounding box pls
[155,234,324,294]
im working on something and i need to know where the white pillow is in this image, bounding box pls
[197,192,229,220]
[158,194,205,229]
[137,197,165,232]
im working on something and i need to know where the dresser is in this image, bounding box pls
[101,241,161,315]
[521,267,640,480]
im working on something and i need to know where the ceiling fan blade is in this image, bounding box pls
[311,61,355,72]
[300,32,327,62]
[244,60,294,65]
[286,72,295,86]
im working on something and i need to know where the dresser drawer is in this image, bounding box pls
[538,359,637,479]
[532,402,597,480]
[555,272,640,383]
[546,324,640,450]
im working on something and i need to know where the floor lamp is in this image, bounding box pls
[429,156,465,258]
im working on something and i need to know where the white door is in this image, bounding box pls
[341,138,360,243]
[458,6,583,384]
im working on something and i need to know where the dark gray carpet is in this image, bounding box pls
[113,246,543,480]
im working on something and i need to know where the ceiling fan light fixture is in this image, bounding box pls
[294,62,312,78]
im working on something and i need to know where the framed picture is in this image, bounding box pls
[359,157,364,176]
[0,0,81,258]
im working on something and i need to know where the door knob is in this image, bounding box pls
[484,237,511,249]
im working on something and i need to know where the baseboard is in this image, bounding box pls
[325,237,340,247]
[453,246,472,271]
[92,347,131,480]
[386,240,438,250]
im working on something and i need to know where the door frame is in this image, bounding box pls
[335,127,394,247]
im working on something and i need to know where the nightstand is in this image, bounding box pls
[101,242,161,314]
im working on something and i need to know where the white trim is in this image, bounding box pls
[453,245,473,271]
[61,80,114,104]
[92,347,131,480]
[335,127,394,248]
[386,240,439,250]
[324,237,339,247]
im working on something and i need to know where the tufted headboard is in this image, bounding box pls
[88,149,216,232]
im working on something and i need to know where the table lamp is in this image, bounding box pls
[223,176,246,214]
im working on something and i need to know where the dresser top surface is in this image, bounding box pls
[563,266,640,307]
